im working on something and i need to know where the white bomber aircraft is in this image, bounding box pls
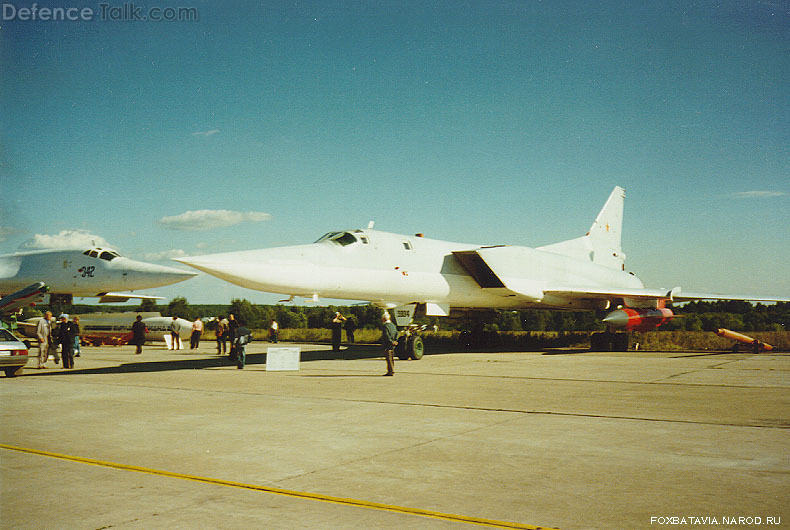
[175,187,788,355]
[0,247,196,306]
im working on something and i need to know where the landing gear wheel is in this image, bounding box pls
[407,335,424,360]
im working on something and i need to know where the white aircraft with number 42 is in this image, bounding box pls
[176,187,789,356]
[0,247,196,306]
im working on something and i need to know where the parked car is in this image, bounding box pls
[0,328,29,377]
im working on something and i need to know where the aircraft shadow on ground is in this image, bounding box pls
[20,341,685,378]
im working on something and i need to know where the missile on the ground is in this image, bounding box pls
[715,328,773,352]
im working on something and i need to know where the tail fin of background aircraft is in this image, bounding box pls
[536,186,626,270]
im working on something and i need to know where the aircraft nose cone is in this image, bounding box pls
[121,259,197,288]
[174,250,317,294]
[173,256,221,274]
[173,255,251,285]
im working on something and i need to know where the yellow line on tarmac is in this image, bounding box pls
[0,443,559,530]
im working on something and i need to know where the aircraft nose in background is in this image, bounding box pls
[120,258,198,289]
[173,255,248,285]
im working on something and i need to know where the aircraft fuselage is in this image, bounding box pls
[177,229,644,311]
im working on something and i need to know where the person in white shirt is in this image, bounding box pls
[36,311,53,369]
[190,318,203,349]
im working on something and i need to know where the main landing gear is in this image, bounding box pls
[589,331,629,352]
[395,326,424,360]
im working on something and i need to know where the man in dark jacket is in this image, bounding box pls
[345,317,357,343]
[331,312,346,351]
[56,314,78,369]
[131,315,146,354]
[380,312,398,376]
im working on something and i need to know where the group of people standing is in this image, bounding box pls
[330,312,357,351]
[128,314,237,355]
[213,313,239,354]
[332,311,396,376]
[34,309,402,376]
[35,311,81,369]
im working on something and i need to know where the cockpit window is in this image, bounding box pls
[83,248,121,260]
[316,232,359,246]
[315,232,341,243]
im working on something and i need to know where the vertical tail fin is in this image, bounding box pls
[587,186,625,269]
[536,186,626,270]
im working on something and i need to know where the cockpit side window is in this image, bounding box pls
[84,248,120,260]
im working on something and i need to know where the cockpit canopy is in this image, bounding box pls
[314,230,369,246]
[82,248,121,261]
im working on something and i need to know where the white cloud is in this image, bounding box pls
[731,191,786,199]
[159,210,272,231]
[142,249,187,261]
[191,129,220,137]
[19,230,113,250]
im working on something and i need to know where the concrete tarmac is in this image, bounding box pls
[1,342,788,529]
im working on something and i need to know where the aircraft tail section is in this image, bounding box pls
[587,185,625,269]
[537,186,626,270]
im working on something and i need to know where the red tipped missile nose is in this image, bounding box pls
[602,309,630,328]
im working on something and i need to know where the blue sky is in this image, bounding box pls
[2,1,788,304]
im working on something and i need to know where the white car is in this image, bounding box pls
[0,329,29,377]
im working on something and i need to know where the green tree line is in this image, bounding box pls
[27,299,789,333]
